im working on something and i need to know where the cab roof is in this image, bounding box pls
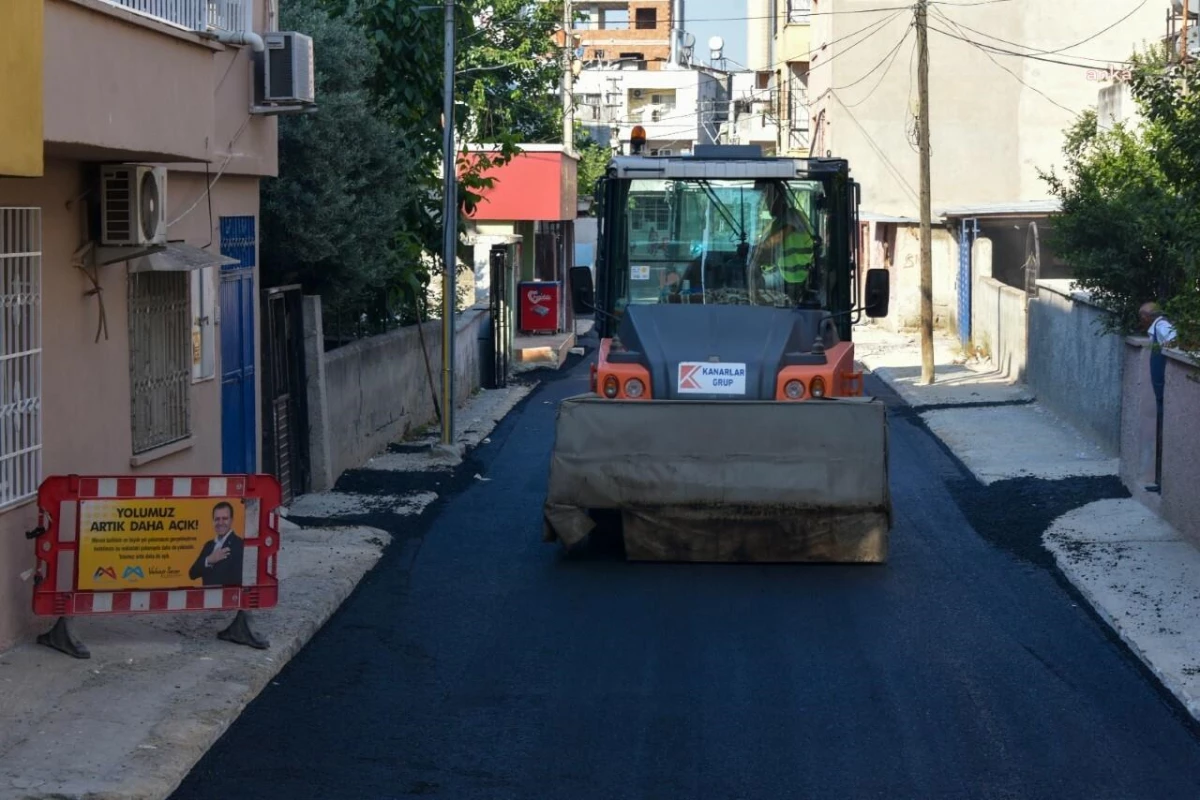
[608,145,849,180]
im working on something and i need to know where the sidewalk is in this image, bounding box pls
[0,381,533,800]
[855,322,1200,722]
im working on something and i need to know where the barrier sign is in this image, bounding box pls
[29,475,282,659]
[78,497,250,591]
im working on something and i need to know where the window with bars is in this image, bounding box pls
[129,272,192,454]
[0,208,42,509]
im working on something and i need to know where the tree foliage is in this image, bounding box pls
[261,0,429,336]
[574,127,612,211]
[263,0,566,339]
[1042,43,1200,351]
[1040,109,1184,334]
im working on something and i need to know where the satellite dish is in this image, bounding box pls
[708,35,724,52]
[682,32,696,49]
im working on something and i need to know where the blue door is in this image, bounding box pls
[219,217,257,474]
[957,218,977,346]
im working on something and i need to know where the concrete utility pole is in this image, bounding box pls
[440,0,457,446]
[916,0,935,384]
[563,0,574,151]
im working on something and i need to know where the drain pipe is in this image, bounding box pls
[204,29,266,52]
[670,0,683,67]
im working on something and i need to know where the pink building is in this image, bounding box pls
[0,0,314,651]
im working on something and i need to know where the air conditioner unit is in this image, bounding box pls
[100,165,167,247]
[632,88,644,99]
[256,31,315,105]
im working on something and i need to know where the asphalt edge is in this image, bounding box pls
[1045,530,1200,724]
[145,527,394,800]
[114,365,580,800]
[858,354,1200,738]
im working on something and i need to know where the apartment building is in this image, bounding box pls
[574,65,730,156]
[572,0,688,70]
[0,0,311,651]
[746,0,813,155]
[800,0,1161,334]
[719,71,779,154]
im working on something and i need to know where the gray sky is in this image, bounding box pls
[684,0,749,69]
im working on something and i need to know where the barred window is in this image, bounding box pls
[0,208,42,509]
[129,271,191,453]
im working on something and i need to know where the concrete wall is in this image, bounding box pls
[1120,342,1200,547]
[310,306,489,483]
[879,223,957,333]
[1160,353,1200,546]
[1121,340,1158,500]
[1027,281,1123,455]
[972,276,1027,380]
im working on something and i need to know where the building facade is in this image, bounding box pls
[571,0,688,70]
[744,0,813,155]
[574,65,730,155]
[802,0,1161,334]
[0,0,297,652]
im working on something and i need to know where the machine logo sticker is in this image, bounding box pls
[677,362,747,395]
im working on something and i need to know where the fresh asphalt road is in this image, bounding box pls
[172,349,1200,800]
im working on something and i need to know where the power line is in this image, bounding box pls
[800,8,911,77]
[930,16,1078,114]
[926,24,1126,70]
[829,24,914,92]
[929,0,1148,65]
[841,28,916,108]
[827,90,920,204]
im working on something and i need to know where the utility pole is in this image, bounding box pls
[916,0,935,384]
[440,0,457,446]
[562,0,574,151]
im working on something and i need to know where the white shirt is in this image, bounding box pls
[1148,316,1177,347]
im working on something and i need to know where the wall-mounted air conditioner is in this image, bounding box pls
[256,31,316,105]
[100,165,167,247]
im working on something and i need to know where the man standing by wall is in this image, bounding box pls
[1140,302,1177,493]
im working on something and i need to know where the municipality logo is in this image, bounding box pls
[123,565,145,581]
[93,566,117,581]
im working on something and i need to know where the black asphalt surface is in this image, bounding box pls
[171,339,1200,800]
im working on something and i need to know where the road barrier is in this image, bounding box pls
[28,474,282,658]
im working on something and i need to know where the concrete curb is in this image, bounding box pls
[0,381,537,799]
[1045,500,1200,724]
[1049,541,1200,722]
[0,526,390,800]
[856,326,1200,726]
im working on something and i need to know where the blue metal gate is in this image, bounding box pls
[219,216,257,474]
[957,218,978,346]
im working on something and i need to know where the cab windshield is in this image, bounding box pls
[613,177,827,310]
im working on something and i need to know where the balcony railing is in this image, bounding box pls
[99,0,253,33]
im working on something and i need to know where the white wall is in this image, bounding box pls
[807,0,1163,218]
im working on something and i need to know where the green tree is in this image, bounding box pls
[261,0,429,336]
[574,127,612,211]
[1042,43,1200,350]
[1040,108,1185,335]
[320,0,565,250]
